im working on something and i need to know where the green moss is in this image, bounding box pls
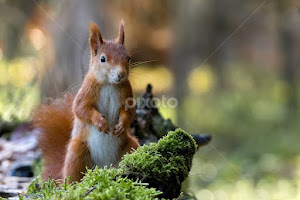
[25,128,196,199]
[26,168,160,200]
[120,128,197,198]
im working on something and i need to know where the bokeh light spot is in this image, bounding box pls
[28,28,46,51]
[188,66,215,94]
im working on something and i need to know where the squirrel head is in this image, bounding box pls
[89,20,130,84]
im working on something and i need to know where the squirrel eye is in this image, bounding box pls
[100,55,106,63]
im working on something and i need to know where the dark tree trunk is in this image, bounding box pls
[276,1,299,116]
[171,0,209,126]
[41,0,107,98]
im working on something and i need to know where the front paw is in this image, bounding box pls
[113,120,129,137]
[92,114,109,133]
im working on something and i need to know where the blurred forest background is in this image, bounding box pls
[0,0,300,199]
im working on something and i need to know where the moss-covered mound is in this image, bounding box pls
[25,128,196,199]
[26,168,160,199]
[120,128,197,198]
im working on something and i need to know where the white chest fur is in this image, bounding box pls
[87,84,122,168]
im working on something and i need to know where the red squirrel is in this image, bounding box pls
[33,21,139,182]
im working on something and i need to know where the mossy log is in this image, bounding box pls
[120,129,197,199]
[26,129,197,199]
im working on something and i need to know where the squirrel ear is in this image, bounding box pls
[118,20,125,44]
[89,22,103,56]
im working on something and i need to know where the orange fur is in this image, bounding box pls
[33,94,74,181]
[34,21,139,182]
[63,137,93,182]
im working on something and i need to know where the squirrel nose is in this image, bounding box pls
[118,73,125,81]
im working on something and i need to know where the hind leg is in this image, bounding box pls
[63,137,92,182]
[120,134,139,158]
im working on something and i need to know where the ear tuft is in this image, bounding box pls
[89,22,103,56]
[118,20,125,44]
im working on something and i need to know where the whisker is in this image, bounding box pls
[62,82,82,95]
[128,70,145,78]
[128,74,143,85]
[128,76,138,88]
[131,60,158,68]
[129,49,147,57]
[129,70,144,76]
[99,77,107,85]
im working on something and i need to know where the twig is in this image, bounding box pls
[85,186,96,196]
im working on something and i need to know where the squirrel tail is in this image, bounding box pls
[33,94,74,181]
